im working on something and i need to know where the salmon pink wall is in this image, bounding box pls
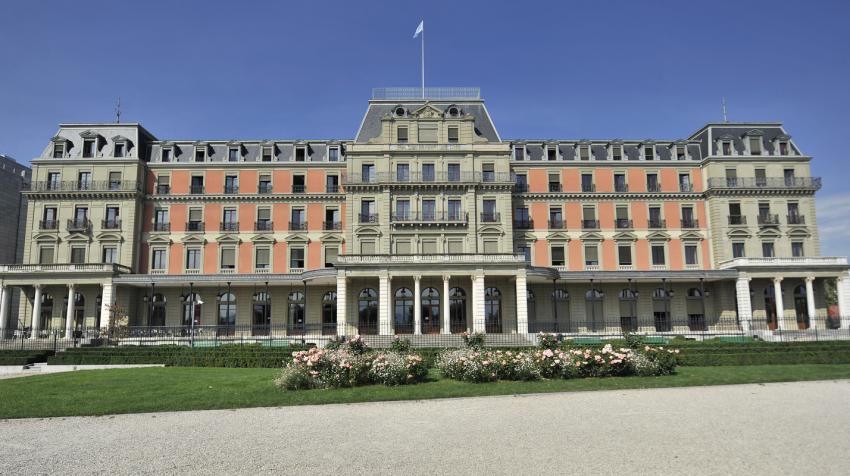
[660,169,677,192]
[171,170,189,194]
[602,240,616,270]
[568,240,583,271]
[203,243,217,274]
[273,204,289,232]
[145,169,157,194]
[206,170,224,194]
[528,169,548,193]
[595,169,612,192]
[598,203,614,229]
[697,202,708,229]
[534,240,549,267]
[240,170,258,194]
[205,204,221,232]
[239,204,254,232]
[531,202,547,230]
[668,239,683,269]
[628,169,644,192]
[565,203,582,229]
[663,203,681,229]
[701,241,711,269]
[274,242,288,272]
[562,169,579,192]
[635,240,649,269]
[273,170,291,193]
[170,205,186,232]
[631,202,647,228]
[142,204,153,232]
[306,170,325,193]
[308,241,322,269]
[238,242,253,273]
[691,168,703,192]
[307,204,323,232]
[168,243,183,275]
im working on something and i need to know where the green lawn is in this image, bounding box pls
[2,364,850,419]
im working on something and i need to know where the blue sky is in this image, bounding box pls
[1,0,849,255]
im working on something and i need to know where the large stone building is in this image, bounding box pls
[0,154,31,334]
[1,88,848,341]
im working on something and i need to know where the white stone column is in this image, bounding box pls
[515,270,529,334]
[100,282,114,330]
[65,284,76,337]
[805,276,817,329]
[773,277,785,330]
[413,275,422,335]
[441,275,450,334]
[471,273,485,333]
[735,276,753,332]
[837,273,850,330]
[0,285,9,338]
[30,284,43,338]
[336,271,347,335]
[378,273,391,335]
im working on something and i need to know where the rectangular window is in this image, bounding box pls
[548,173,561,192]
[224,175,239,194]
[547,147,557,161]
[755,168,767,186]
[261,146,273,162]
[161,148,172,162]
[421,199,436,220]
[646,173,659,192]
[47,172,60,190]
[114,143,125,158]
[422,240,438,254]
[102,246,117,264]
[422,163,435,182]
[395,199,410,219]
[447,199,462,220]
[258,174,272,193]
[183,248,200,270]
[447,240,463,254]
[361,164,375,182]
[679,173,692,192]
[108,171,122,190]
[761,242,775,258]
[187,208,202,230]
[295,147,306,162]
[39,246,55,265]
[584,244,599,266]
[70,247,86,264]
[791,242,804,257]
[447,126,459,143]
[228,147,240,162]
[361,240,376,254]
[732,242,745,258]
[579,146,590,161]
[681,206,695,227]
[328,146,339,162]
[482,199,497,221]
[418,123,438,143]
[749,137,762,155]
[779,142,789,155]
[52,143,65,158]
[78,171,92,190]
[447,163,461,182]
[614,173,627,192]
[396,240,411,254]
[517,245,531,262]
[152,249,166,270]
[581,173,594,192]
[396,164,409,182]
[644,146,654,160]
[676,146,686,160]
[684,245,699,265]
[648,206,662,227]
[551,246,566,266]
[397,127,408,143]
[482,164,495,182]
[190,176,204,194]
[255,247,271,269]
[514,147,525,161]
[292,175,305,193]
[324,246,338,268]
[220,247,236,270]
[611,146,622,161]
[549,206,563,228]
[82,139,95,158]
[194,148,205,162]
[722,141,732,155]
[651,245,666,265]
[618,245,632,266]
[483,240,498,254]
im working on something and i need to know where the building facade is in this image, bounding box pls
[1,87,849,341]
[0,154,31,334]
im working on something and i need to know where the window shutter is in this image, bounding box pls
[585,246,598,262]
[257,208,271,220]
[483,240,498,253]
[325,247,338,265]
[221,248,235,268]
[422,240,437,254]
[256,248,270,267]
[447,240,463,254]
[361,241,376,254]
[189,209,202,222]
[396,241,411,254]
[40,247,55,264]
[418,123,438,143]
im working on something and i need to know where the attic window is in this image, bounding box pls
[547,147,557,161]
[295,146,307,162]
[328,146,340,162]
[261,146,273,162]
[52,143,65,158]
[194,147,206,162]
[749,137,762,155]
[82,139,96,158]
[394,107,406,117]
[161,148,172,162]
[513,146,525,161]
[644,146,655,160]
[397,126,408,143]
[779,141,789,155]
[228,147,240,162]
[579,146,590,161]
[447,126,459,143]
[722,141,732,155]
[447,107,459,117]
[611,145,622,161]
[114,143,124,158]
[676,146,686,160]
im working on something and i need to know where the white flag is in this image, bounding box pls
[413,20,423,38]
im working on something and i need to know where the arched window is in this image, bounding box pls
[394,287,414,334]
[449,287,467,334]
[252,291,271,336]
[793,284,809,329]
[288,291,305,333]
[484,287,502,333]
[217,292,236,336]
[652,288,672,332]
[182,293,201,327]
[358,288,378,335]
[585,289,604,332]
[151,293,166,327]
[618,289,637,332]
[421,287,440,334]
[322,291,337,335]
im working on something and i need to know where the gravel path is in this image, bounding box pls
[1,380,849,475]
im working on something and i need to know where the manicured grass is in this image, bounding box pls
[2,364,850,419]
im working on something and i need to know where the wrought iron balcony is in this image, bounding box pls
[190,185,205,194]
[223,185,239,194]
[728,215,747,225]
[345,171,512,185]
[67,219,90,232]
[255,221,273,231]
[581,183,596,193]
[359,213,379,224]
[289,221,307,231]
[102,219,121,230]
[514,183,529,193]
[707,177,822,190]
[220,222,239,232]
[582,219,600,230]
[326,184,340,193]
[513,219,534,229]
[186,222,204,232]
[480,212,500,223]
[680,218,699,229]
[757,214,780,226]
[787,214,806,225]
[615,218,633,229]
[548,183,562,192]
[258,182,273,194]
[39,220,58,230]
[548,219,565,230]
[156,184,170,195]
[646,183,662,192]
[392,212,468,224]
[26,180,139,193]
[648,219,666,229]
[292,184,306,193]
[679,182,694,192]
[323,220,342,230]
[614,183,629,193]
[153,222,171,232]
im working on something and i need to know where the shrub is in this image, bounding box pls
[537,333,560,350]
[462,331,485,349]
[346,335,369,355]
[324,336,344,350]
[369,352,428,385]
[390,336,412,353]
[437,349,500,383]
[284,347,371,389]
[275,366,311,390]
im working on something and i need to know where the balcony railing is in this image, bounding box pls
[255,221,273,231]
[344,171,513,184]
[582,219,600,230]
[728,215,747,225]
[480,212,500,223]
[615,218,633,229]
[614,183,629,193]
[648,219,666,229]
[338,253,526,265]
[680,218,699,229]
[392,212,468,224]
[67,219,90,232]
[224,185,239,194]
[153,222,171,232]
[513,219,534,229]
[39,220,58,230]
[323,220,342,230]
[757,214,780,226]
[514,183,529,193]
[186,222,204,232]
[707,177,822,190]
[326,184,340,193]
[719,256,848,269]
[258,183,273,194]
[220,222,239,232]
[102,219,121,230]
[190,185,205,194]
[289,221,307,231]
[292,184,306,193]
[156,184,170,195]
[548,183,562,192]
[787,214,806,225]
[679,183,694,192]
[646,183,662,192]
[359,213,379,224]
[581,183,596,192]
[0,263,131,274]
[26,180,139,192]
[548,219,565,230]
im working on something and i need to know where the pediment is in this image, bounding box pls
[111,135,131,144]
[612,231,638,242]
[355,226,381,235]
[679,231,705,241]
[250,233,276,244]
[180,235,206,244]
[148,235,172,245]
[50,135,71,144]
[743,129,764,137]
[320,233,344,243]
[546,232,570,242]
[478,226,503,235]
[215,234,242,244]
[79,130,102,139]
[33,233,60,243]
[580,231,604,241]
[284,233,311,244]
[726,228,752,238]
[66,232,91,243]
[787,228,811,238]
[717,133,735,140]
[95,232,123,242]
[646,231,671,241]
[411,103,443,119]
[756,228,782,238]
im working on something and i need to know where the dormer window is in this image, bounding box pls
[82,139,96,158]
[749,137,762,155]
[779,141,789,155]
[611,145,622,161]
[114,143,125,158]
[447,126,459,143]
[547,146,557,161]
[295,146,307,162]
[722,140,732,155]
[194,147,206,162]
[579,145,590,161]
[397,126,408,143]
[675,145,686,160]
[52,142,65,158]
[228,147,240,162]
[161,148,172,162]
[394,107,406,117]
[261,146,273,162]
[447,106,460,117]
[643,145,655,161]
[514,146,525,161]
[328,146,340,162]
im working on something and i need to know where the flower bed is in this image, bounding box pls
[437,344,679,383]
[275,337,428,390]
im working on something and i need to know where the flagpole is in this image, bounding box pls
[421,22,425,99]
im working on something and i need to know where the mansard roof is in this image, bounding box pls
[356,99,500,143]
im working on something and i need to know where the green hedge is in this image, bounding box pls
[48,344,311,368]
[0,350,54,366]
